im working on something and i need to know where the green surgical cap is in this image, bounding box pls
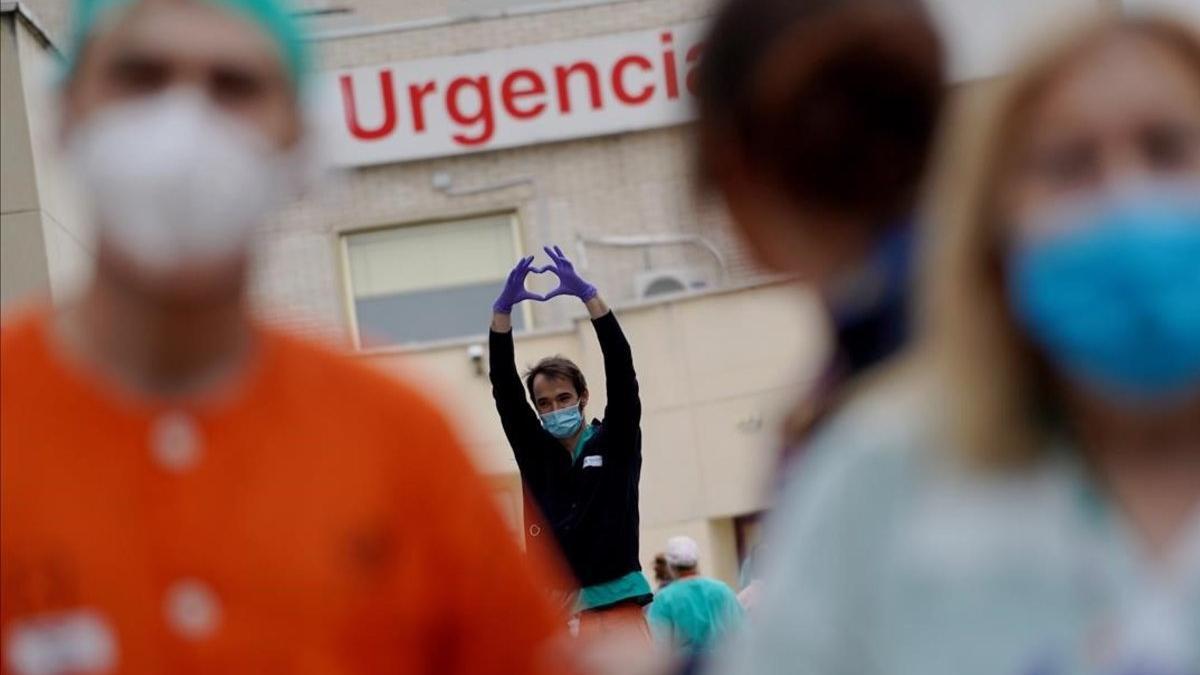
[65,0,309,89]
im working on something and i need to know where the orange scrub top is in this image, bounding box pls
[0,311,568,674]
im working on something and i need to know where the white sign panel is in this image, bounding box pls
[319,22,707,167]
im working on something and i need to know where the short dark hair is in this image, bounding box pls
[525,356,587,403]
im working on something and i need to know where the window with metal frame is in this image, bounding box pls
[342,212,528,348]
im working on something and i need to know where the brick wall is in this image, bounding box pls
[254,0,766,343]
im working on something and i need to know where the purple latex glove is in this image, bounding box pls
[541,246,598,301]
[493,256,544,314]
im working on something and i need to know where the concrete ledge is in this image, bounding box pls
[351,273,800,357]
[0,2,59,54]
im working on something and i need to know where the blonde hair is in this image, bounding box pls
[918,11,1200,467]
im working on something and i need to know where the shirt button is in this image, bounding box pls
[151,412,201,472]
[164,579,221,640]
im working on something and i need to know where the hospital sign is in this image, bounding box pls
[320,22,706,167]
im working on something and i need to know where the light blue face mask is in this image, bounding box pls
[1007,186,1200,403]
[540,404,584,439]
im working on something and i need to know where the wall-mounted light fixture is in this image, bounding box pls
[467,344,485,377]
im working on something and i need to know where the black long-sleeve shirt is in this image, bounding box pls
[489,311,644,592]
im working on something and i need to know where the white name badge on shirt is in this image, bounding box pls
[5,609,117,675]
[582,455,603,469]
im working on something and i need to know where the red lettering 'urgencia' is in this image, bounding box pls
[408,81,437,133]
[341,71,397,141]
[612,55,655,105]
[501,70,548,119]
[660,32,679,100]
[554,62,603,113]
[446,75,495,146]
[685,43,704,97]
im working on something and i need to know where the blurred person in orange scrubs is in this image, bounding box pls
[0,0,571,672]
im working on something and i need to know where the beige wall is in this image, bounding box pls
[0,210,51,307]
[1,9,89,310]
[16,6,92,304]
[640,516,740,589]
[1,13,42,305]
[19,0,1130,53]
[361,279,830,587]
[249,0,758,341]
[1,12,49,308]
[1,15,39,215]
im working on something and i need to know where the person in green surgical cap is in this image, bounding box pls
[65,0,309,86]
[0,0,576,672]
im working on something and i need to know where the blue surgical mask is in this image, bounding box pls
[541,404,584,439]
[1007,186,1200,403]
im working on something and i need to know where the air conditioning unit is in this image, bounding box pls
[633,268,709,300]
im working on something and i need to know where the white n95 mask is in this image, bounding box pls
[65,89,295,274]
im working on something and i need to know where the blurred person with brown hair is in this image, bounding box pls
[0,0,572,672]
[707,9,1200,675]
[653,554,675,591]
[567,4,947,674]
[696,0,945,452]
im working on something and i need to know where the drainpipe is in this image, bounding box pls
[306,0,647,41]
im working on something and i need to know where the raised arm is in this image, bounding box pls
[590,302,641,443]
[489,257,547,467]
[541,246,641,444]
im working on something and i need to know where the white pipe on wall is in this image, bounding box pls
[307,0,644,41]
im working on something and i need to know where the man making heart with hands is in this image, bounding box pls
[490,246,651,639]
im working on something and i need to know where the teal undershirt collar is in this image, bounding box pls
[572,423,596,463]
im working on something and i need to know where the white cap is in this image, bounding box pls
[665,536,700,567]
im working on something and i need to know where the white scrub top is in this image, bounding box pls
[708,376,1200,675]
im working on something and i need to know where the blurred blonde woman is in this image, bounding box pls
[707,11,1200,675]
